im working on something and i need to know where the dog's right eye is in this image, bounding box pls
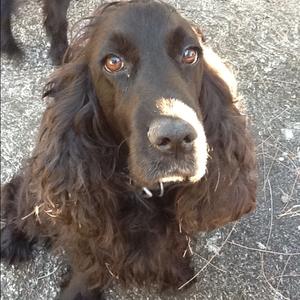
[182,47,199,65]
[104,55,124,73]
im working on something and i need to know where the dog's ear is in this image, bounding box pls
[23,2,134,232]
[176,38,257,232]
[30,59,121,227]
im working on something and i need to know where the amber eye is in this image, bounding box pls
[104,54,124,73]
[182,47,199,64]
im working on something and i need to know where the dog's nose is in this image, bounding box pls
[148,118,197,154]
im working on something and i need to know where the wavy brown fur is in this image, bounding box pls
[1,1,257,299]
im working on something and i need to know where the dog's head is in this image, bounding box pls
[35,0,256,232]
[76,1,207,188]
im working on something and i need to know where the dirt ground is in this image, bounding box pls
[1,0,299,299]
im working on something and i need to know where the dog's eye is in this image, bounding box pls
[104,55,124,73]
[182,47,199,64]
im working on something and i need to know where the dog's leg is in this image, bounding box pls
[60,270,105,300]
[0,224,36,264]
[1,176,37,264]
[0,0,23,58]
[42,0,71,65]
[161,255,196,292]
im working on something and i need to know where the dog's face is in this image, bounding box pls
[89,1,207,188]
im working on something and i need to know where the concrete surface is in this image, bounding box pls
[1,0,299,299]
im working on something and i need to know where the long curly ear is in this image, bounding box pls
[25,57,123,238]
[176,45,257,232]
[21,3,132,235]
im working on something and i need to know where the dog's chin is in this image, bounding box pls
[130,166,206,189]
[128,138,208,189]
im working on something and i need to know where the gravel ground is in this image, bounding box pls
[1,0,299,299]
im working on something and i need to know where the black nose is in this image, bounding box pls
[147,118,197,154]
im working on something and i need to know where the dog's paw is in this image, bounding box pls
[59,271,105,300]
[0,225,35,264]
[0,37,24,60]
[60,290,105,300]
[176,264,196,291]
[72,292,105,300]
[49,41,68,66]
[160,261,196,292]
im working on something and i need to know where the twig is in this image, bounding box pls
[261,153,295,173]
[276,256,291,291]
[256,134,272,148]
[278,205,300,218]
[280,172,299,213]
[214,167,220,192]
[178,223,236,290]
[266,178,273,247]
[265,130,297,161]
[289,172,300,202]
[105,263,119,279]
[260,253,289,300]
[263,147,279,191]
[194,252,227,273]
[260,173,288,299]
[21,204,44,222]
[37,266,60,281]
[269,274,300,280]
[263,78,299,86]
[228,241,300,256]
[268,107,289,125]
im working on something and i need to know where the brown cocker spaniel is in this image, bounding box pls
[1,1,257,299]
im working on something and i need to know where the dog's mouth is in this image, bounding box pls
[128,98,208,192]
[128,133,208,192]
[129,156,207,194]
[130,177,186,199]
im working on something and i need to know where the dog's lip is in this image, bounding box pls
[129,152,206,188]
[134,179,184,198]
[132,173,192,190]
